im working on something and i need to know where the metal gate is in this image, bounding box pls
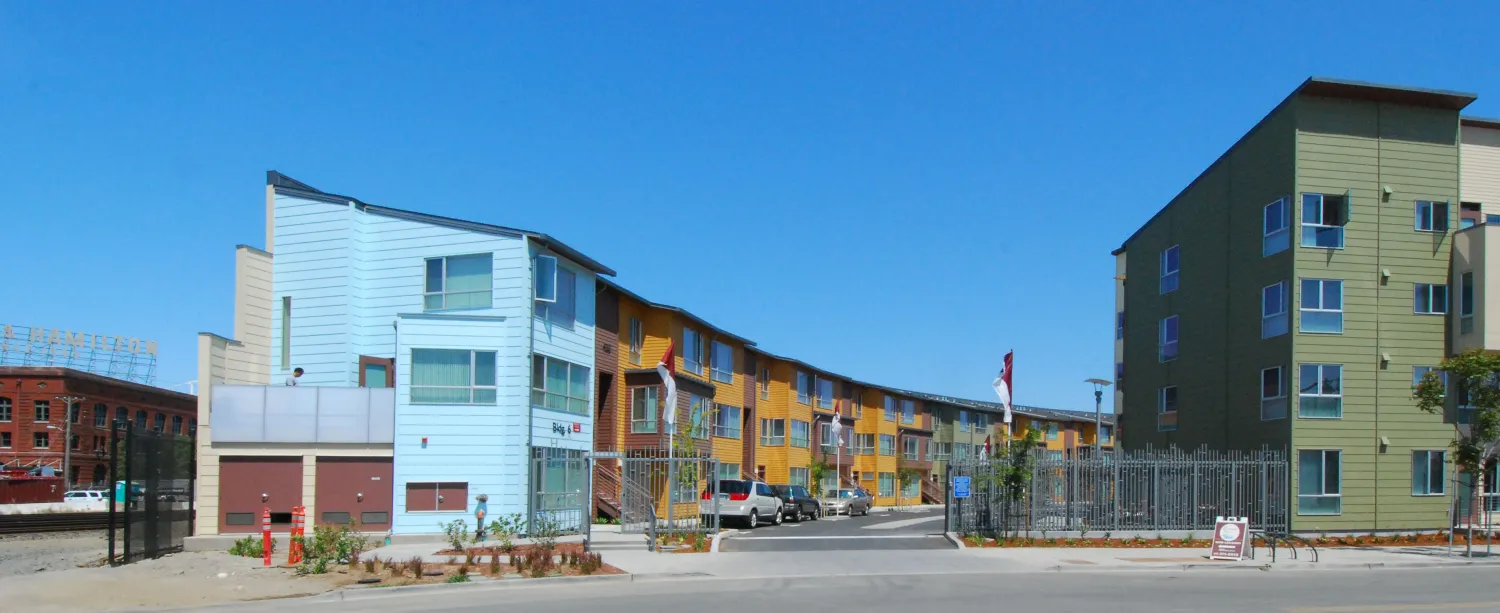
[618,456,720,537]
[108,423,196,565]
[531,447,589,536]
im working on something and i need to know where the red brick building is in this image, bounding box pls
[0,367,196,487]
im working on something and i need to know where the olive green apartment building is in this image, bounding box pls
[1114,77,1500,532]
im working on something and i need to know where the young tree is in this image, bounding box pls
[897,468,922,510]
[808,457,830,496]
[1413,349,1500,555]
[976,426,1044,538]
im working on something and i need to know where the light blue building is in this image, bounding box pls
[254,171,612,534]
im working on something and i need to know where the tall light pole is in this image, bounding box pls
[55,395,85,488]
[1083,379,1111,460]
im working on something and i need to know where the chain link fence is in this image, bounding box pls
[108,423,196,565]
[947,447,1288,536]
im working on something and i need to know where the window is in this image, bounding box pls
[631,387,658,434]
[717,463,741,482]
[1262,281,1288,338]
[796,372,810,404]
[879,434,895,456]
[533,258,576,326]
[815,377,834,410]
[689,395,711,439]
[425,253,493,310]
[878,473,896,498]
[903,477,920,498]
[1116,311,1125,340]
[903,437,919,460]
[413,349,498,405]
[1461,272,1475,335]
[1158,316,1179,361]
[362,360,390,388]
[280,295,291,369]
[1461,202,1482,229]
[1261,366,1287,421]
[1412,450,1446,496]
[958,410,969,432]
[818,422,847,453]
[855,433,875,456]
[34,400,49,423]
[1415,200,1449,232]
[93,403,106,428]
[789,420,809,447]
[70,435,80,450]
[628,318,643,365]
[974,412,988,432]
[683,328,705,374]
[405,482,469,512]
[933,442,951,460]
[1414,283,1448,315]
[1413,366,1447,394]
[171,415,184,435]
[1159,245,1180,294]
[1045,422,1059,441]
[900,399,915,425]
[759,368,770,400]
[1100,425,1113,444]
[712,404,742,439]
[1264,196,1290,255]
[1298,364,1342,419]
[1298,450,1342,515]
[760,418,785,446]
[33,432,48,449]
[885,397,897,422]
[789,467,809,488]
[0,397,9,422]
[530,354,589,413]
[1299,279,1343,334]
[70,404,81,424]
[1116,362,1125,392]
[153,413,165,432]
[710,341,734,383]
[954,443,971,460]
[134,410,146,429]
[1301,192,1348,248]
[0,432,8,448]
[853,392,863,418]
[1157,386,1178,432]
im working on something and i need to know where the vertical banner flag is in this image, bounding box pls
[830,400,844,444]
[993,350,1014,424]
[657,340,678,425]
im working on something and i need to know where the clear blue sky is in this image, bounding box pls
[3,2,1498,411]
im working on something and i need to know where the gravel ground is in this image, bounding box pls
[0,530,111,576]
[1,550,354,612]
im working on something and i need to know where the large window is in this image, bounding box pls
[879,434,895,456]
[818,422,845,453]
[424,253,493,310]
[33,432,49,449]
[878,473,896,498]
[1414,283,1448,315]
[1413,366,1447,396]
[1159,316,1179,361]
[815,377,834,410]
[1301,192,1347,248]
[533,257,576,326]
[0,432,8,448]
[760,418,785,446]
[34,400,50,423]
[683,328,706,374]
[1461,272,1475,335]
[530,354,590,414]
[713,405,742,439]
[855,433,875,456]
[759,368,770,400]
[796,371,811,404]
[1415,200,1449,232]
[1412,450,1446,496]
[1159,245,1180,294]
[413,349,497,404]
[885,396,897,422]
[710,341,734,383]
[932,442,952,460]
[153,413,165,432]
[172,415,184,435]
[1262,281,1288,338]
[0,398,9,422]
[1157,386,1178,432]
[1300,279,1343,334]
[789,467,810,488]
[135,410,146,429]
[974,411,988,433]
[790,420,809,447]
[1261,366,1287,421]
[1100,425,1113,444]
[1116,311,1125,340]
[1298,364,1342,419]
[92,403,106,428]
[955,443,971,460]
[1298,450,1342,515]
[628,318,643,365]
[1045,422,1059,441]
[853,392,863,418]
[1264,196,1290,255]
[958,410,969,432]
[717,462,741,482]
[533,447,587,512]
[689,395,711,439]
[900,399,915,425]
[631,387,658,434]
[903,437,920,460]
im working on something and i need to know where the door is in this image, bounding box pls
[219,457,303,534]
[315,457,394,530]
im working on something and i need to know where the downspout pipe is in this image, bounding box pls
[525,237,538,533]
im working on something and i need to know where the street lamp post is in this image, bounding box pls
[1083,379,1111,460]
[54,395,85,488]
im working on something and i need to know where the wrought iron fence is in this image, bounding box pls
[947,447,1288,536]
[531,447,589,536]
[108,423,196,565]
[618,456,720,538]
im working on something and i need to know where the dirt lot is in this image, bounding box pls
[0,530,111,576]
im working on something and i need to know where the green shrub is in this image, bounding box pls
[446,573,470,583]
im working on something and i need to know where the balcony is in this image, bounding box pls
[210,385,395,444]
[1453,225,1499,353]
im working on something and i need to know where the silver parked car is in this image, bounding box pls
[700,479,784,528]
[820,488,872,516]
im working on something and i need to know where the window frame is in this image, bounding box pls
[1415,200,1449,233]
[1297,363,1343,419]
[1158,315,1179,362]
[1045,422,1059,441]
[411,349,499,405]
[424,253,494,311]
[33,432,49,449]
[533,257,576,327]
[1157,386,1178,432]
[1461,271,1475,335]
[0,397,10,423]
[1300,192,1348,249]
[628,317,643,365]
[759,368,771,400]
[789,419,809,448]
[92,403,106,428]
[1299,278,1344,334]
[1297,449,1342,515]
[1116,311,1125,340]
[688,394,712,439]
[899,399,915,425]
[760,418,786,446]
[903,436,919,460]
[1412,450,1446,496]
[1264,196,1290,255]
[796,371,810,405]
[855,433,875,456]
[1159,245,1180,294]
[712,404,742,439]
[710,341,734,383]
[815,377,834,410]
[529,353,591,414]
[1413,283,1448,315]
[879,434,896,456]
[630,387,658,434]
[1262,281,1288,338]
[34,400,50,423]
[1261,366,1287,421]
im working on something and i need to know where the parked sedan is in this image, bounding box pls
[770,484,821,522]
[820,488,873,516]
[700,479,784,528]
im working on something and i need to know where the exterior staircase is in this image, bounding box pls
[920,478,943,504]
[594,463,622,520]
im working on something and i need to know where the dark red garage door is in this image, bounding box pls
[315,457,393,530]
[219,457,303,534]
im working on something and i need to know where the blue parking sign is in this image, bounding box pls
[953,476,970,499]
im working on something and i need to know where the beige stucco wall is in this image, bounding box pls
[1451,225,1499,354]
[1461,123,1500,214]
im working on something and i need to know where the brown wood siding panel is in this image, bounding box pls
[437,482,468,512]
[219,457,303,533]
[405,483,436,512]
[314,457,393,529]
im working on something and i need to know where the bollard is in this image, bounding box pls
[289,506,305,565]
[261,508,272,567]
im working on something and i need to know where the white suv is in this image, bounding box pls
[63,490,105,503]
[700,479,783,529]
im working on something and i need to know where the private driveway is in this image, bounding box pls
[719,507,954,552]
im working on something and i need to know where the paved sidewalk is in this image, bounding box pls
[957,543,1500,572]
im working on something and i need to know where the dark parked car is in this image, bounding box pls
[770,484,821,522]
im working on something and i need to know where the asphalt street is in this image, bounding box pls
[718,507,954,552]
[214,567,1500,613]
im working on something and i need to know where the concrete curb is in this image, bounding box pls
[1036,558,1500,573]
[315,572,633,602]
[944,532,966,549]
[710,530,735,554]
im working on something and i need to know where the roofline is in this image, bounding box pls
[1463,115,1500,130]
[0,367,198,403]
[599,279,757,346]
[266,171,616,276]
[1114,76,1476,254]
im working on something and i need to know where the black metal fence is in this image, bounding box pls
[947,447,1289,536]
[108,423,196,565]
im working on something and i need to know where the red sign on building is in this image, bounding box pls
[1210,516,1250,561]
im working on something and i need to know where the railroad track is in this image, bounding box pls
[0,512,122,534]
